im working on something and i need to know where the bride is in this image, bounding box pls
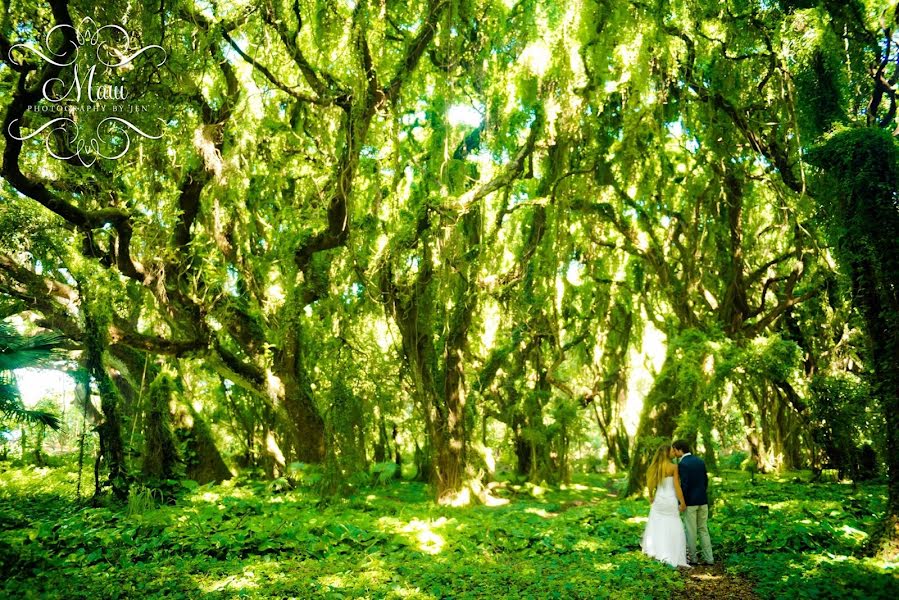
[640,443,690,567]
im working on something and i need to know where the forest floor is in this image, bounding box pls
[1,460,897,599]
[681,563,758,600]
[595,474,760,599]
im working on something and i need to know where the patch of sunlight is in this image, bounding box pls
[593,562,615,572]
[566,259,584,286]
[16,368,75,408]
[502,246,517,266]
[520,41,552,76]
[442,487,471,507]
[265,433,286,470]
[374,317,394,352]
[667,120,684,138]
[555,273,565,315]
[702,353,715,375]
[483,494,510,507]
[402,518,447,554]
[474,443,496,473]
[627,516,649,525]
[574,539,601,552]
[525,482,547,497]
[840,524,868,542]
[480,299,500,352]
[266,370,285,399]
[817,553,851,564]
[208,486,254,501]
[374,233,389,257]
[319,574,345,587]
[615,36,642,67]
[692,572,723,581]
[377,515,404,531]
[389,585,437,598]
[623,319,667,436]
[265,283,285,311]
[524,507,556,518]
[569,43,588,89]
[202,567,261,592]
[200,491,220,503]
[765,500,805,512]
[447,103,483,127]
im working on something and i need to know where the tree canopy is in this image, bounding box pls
[0,0,898,539]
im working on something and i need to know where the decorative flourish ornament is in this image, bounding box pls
[6,17,167,166]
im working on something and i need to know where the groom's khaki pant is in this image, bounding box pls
[683,505,713,564]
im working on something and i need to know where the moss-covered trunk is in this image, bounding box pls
[808,129,899,534]
[141,373,180,481]
[83,306,129,501]
[173,400,233,485]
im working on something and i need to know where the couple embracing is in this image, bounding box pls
[640,440,714,568]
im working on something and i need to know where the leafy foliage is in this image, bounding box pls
[0,323,64,430]
[1,463,896,599]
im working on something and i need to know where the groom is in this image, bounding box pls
[672,439,714,565]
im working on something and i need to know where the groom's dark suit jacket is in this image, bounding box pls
[678,454,709,506]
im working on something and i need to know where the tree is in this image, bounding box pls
[806,127,899,543]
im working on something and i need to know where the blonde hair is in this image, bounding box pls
[646,443,673,498]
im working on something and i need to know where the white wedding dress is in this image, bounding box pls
[641,476,689,567]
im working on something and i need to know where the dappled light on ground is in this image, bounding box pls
[1,465,897,599]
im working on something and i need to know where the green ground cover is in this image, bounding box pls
[1,463,896,599]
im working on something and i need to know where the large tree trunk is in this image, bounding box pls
[593,299,634,473]
[320,377,367,495]
[141,373,180,481]
[808,129,899,542]
[380,222,478,500]
[700,424,718,473]
[273,335,325,464]
[84,308,129,501]
[173,400,233,485]
[853,258,899,526]
[433,204,481,499]
[513,414,533,478]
